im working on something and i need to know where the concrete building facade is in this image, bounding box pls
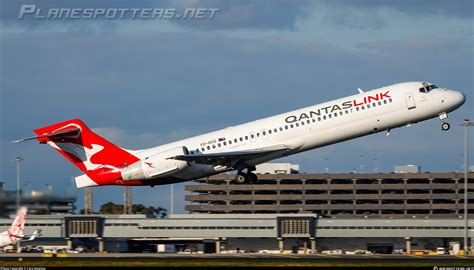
[186,172,474,218]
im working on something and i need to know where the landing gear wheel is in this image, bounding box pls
[247,172,258,184]
[234,172,247,184]
[441,122,450,131]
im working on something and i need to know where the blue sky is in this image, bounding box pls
[0,0,473,214]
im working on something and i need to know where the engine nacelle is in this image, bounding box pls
[121,146,189,181]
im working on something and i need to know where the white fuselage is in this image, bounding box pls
[132,82,465,183]
[0,231,17,247]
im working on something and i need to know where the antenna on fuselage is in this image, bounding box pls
[357,88,364,94]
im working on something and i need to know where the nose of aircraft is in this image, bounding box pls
[453,90,466,106]
[447,89,466,109]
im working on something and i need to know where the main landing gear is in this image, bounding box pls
[439,112,450,131]
[234,167,258,184]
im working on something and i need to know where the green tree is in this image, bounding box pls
[98,202,167,217]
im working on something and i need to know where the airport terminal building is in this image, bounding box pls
[1,171,472,254]
[1,213,471,254]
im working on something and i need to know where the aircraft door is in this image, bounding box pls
[404,92,416,110]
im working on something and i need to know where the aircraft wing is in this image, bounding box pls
[169,144,291,169]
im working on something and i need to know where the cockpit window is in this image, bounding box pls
[419,83,438,93]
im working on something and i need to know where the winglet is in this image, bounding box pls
[358,88,364,94]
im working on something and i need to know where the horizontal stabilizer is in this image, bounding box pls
[12,127,81,143]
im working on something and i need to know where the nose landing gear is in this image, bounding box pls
[439,112,450,131]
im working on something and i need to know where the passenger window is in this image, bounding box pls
[223,142,226,146]
[218,143,221,147]
[207,146,210,150]
[240,137,243,141]
[245,136,248,140]
[274,128,277,133]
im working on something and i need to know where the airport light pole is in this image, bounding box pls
[15,157,23,210]
[460,119,473,255]
[324,157,329,173]
[170,184,175,215]
[14,157,23,253]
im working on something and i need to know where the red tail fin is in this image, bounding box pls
[8,207,27,238]
[34,119,140,186]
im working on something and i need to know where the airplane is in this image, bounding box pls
[14,81,465,187]
[0,207,41,247]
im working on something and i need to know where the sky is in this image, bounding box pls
[0,0,473,214]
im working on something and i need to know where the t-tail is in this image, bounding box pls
[14,119,140,188]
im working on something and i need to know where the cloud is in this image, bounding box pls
[326,0,473,19]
